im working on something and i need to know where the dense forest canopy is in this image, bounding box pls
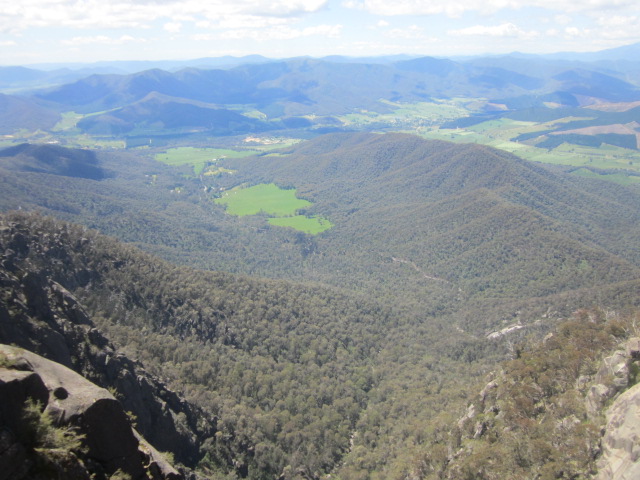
[2,45,640,479]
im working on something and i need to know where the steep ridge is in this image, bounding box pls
[0,216,210,469]
[0,344,181,479]
[0,143,110,180]
[0,211,418,479]
[438,310,640,480]
[224,133,640,322]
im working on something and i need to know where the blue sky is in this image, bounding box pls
[1,0,639,66]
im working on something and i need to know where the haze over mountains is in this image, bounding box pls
[2,42,640,479]
[2,43,640,139]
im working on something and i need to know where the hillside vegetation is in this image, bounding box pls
[2,134,640,332]
[0,211,483,479]
[2,211,640,479]
[2,46,640,477]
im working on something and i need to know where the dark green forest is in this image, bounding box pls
[2,131,640,478]
[3,41,640,479]
[2,211,640,479]
[3,133,640,330]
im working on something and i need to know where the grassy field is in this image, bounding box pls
[268,215,333,234]
[51,112,83,132]
[215,183,332,234]
[215,183,312,216]
[155,147,260,175]
[421,115,640,181]
[203,166,236,176]
[339,99,473,130]
[570,168,640,185]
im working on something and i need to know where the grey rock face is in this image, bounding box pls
[0,344,182,480]
[597,382,640,480]
[0,216,209,468]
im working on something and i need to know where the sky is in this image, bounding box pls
[1,0,640,66]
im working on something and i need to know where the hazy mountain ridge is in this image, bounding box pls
[0,143,110,179]
[0,93,61,133]
[76,92,275,136]
[215,133,640,330]
[30,54,640,125]
[1,133,639,329]
[0,45,638,140]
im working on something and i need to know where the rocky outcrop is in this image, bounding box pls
[0,344,181,479]
[0,215,212,468]
[596,382,640,479]
[594,337,640,479]
[586,349,631,419]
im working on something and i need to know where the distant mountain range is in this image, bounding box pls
[35,56,640,113]
[0,44,638,137]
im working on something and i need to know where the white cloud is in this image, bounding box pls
[385,25,424,39]
[596,15,638,27]
[554,15,572,25]
[343,0,639,17]
[214,15,294,30]
[220,23,342,41]
[564,26,591,38]
[61,34,141,46]
[191,33,215,41]
[0,0,329,33]
[163,22,182,33]
[449,23,539,39]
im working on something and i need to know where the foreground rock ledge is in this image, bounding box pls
[0,344,181,480]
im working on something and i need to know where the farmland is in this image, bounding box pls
[155,147,260,175]
[214,183,332,234]
[338,99,474,130]
[421,116,640,178]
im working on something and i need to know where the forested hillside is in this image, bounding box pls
[222,133,640,327]
[2,212,640,478]
[2,38,640,479]
[2,133,640,335]
[1,123,640,480]
[0,211,496,478]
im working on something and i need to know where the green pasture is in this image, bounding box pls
[155,147,260,175]
[421,120,640,175]
[52,109,124,133]
[571,168,640,185]
[340,100,472,129]
[203,166,236,176]
[421,128,491,144]
[268,215,333,234]
[215,183,332,234]
[51,112,83,132]
[215,183,312,216]
[71,135,125,149]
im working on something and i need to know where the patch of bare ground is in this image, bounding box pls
[551,123,639,136]
[585,100,640,112]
